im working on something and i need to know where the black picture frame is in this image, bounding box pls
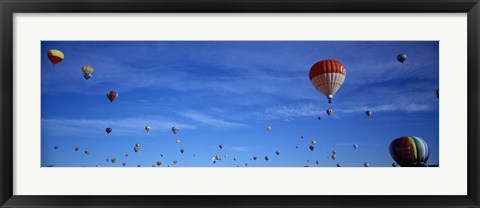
[1,0,479,207]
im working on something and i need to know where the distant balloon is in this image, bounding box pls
[180,149,184,154]
[311,140,316,145]
[264,156,269,161]
[436,89,439,99]
[397,53,407,63]
[82,65,94,80]
[331,155,337,160]
[160,154,163,157]
[309,145,315,151]
[106,158,109,162]
[157,161,162,166]
[176,140,181,144]
[224,154,228,158]
[353,144,358,149]
[233,158,237,161]
[300,135,304,139]
[365,111,372,117]
[253,156,257,161]
[275,150,280,155]
[364,162,369,167]
[332,150,336,155]
[84,150,90,155]
[326,109,333,116]
[245,163,248,167]
[122,163,126,167]
[316,160,320,165]
[171,125,180,134]
[389,136,430,167]
[267,126,272,131]
[106,91,118,103]
[137,165,141,167]
[219,144,223,149]
[105,128,112,134]
[215,155,221,161]
[309,59,346,103]
[296,146,299,149]
[111,158,117,164]
[47,49,64,66]
[125,153,128,157]
[336,163,342,167]
[74,147,79,152]
[134,147,139,152]
[135,143,140,147]
[54,146,58,150]
[173,160,178,165]
[317,116,321,120]
[145,126,151,132]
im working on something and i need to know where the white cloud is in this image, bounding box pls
[176,110,248,128]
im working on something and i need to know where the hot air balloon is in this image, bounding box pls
[267,126,272,131]
[47,49,64,66]
[436,89,439,99]
[84,150,90,155]
[145,126,151,132]
[111,158,117,164]
[215,155,221,161]
[157,161,162,166]
[176,140,181,144]
[173,160,178,165]
[234,158,237,161]
[366,111,372,117]
[134,147,139,152]
[219,144,223,149]
[122,163,126,167]
[276,150,280,155]
[353,144,358,149]
[135,143,140,147]
[296,146,299,149]
[307,160,310,163]
[106,158,109,162]
[137,165,141,167]
[106,91,118,103]
[74,147,79,152]
[224,154,228,158]
[397,54,407,63]
[389,136,430,167]
[54,146,58,150]
[309,145,315,151]
[311,140,316,145]
[326,109,333,116]
[253,156,257,161]
[245,163,248,167]
[265,156,269,161]
[125,153,128,157]
[172,126,179,134]
[309,59,346,103]
[364,162,369,167]
[332,150,336,155]
[317,116,321,120]
[316,160,320,165]
[160,154,163,157]
[82,65,94,80]
[106,128,112,134]
[180,149,184,154]
[331,155,337,160]
[392,163,398,167]
[336,163,342,167]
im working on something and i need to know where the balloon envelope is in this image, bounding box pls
[389,136,430,167]
[47,49,64,65]
[309,59,346,103]
[397,54,407,63]
[106,91,118,103]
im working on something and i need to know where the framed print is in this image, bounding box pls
[1,0,479,207]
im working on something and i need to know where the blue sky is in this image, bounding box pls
[41,41,439,167]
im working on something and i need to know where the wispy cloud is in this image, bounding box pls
[227,146,251,151]
[176,110,248,128]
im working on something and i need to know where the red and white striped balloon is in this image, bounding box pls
[309,59,346,103]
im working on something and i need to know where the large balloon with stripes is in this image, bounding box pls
[309,59,346,103]
[389,136,430,167]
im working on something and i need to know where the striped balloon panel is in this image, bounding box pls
[389,136,430,167]
[47,49,64,64]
